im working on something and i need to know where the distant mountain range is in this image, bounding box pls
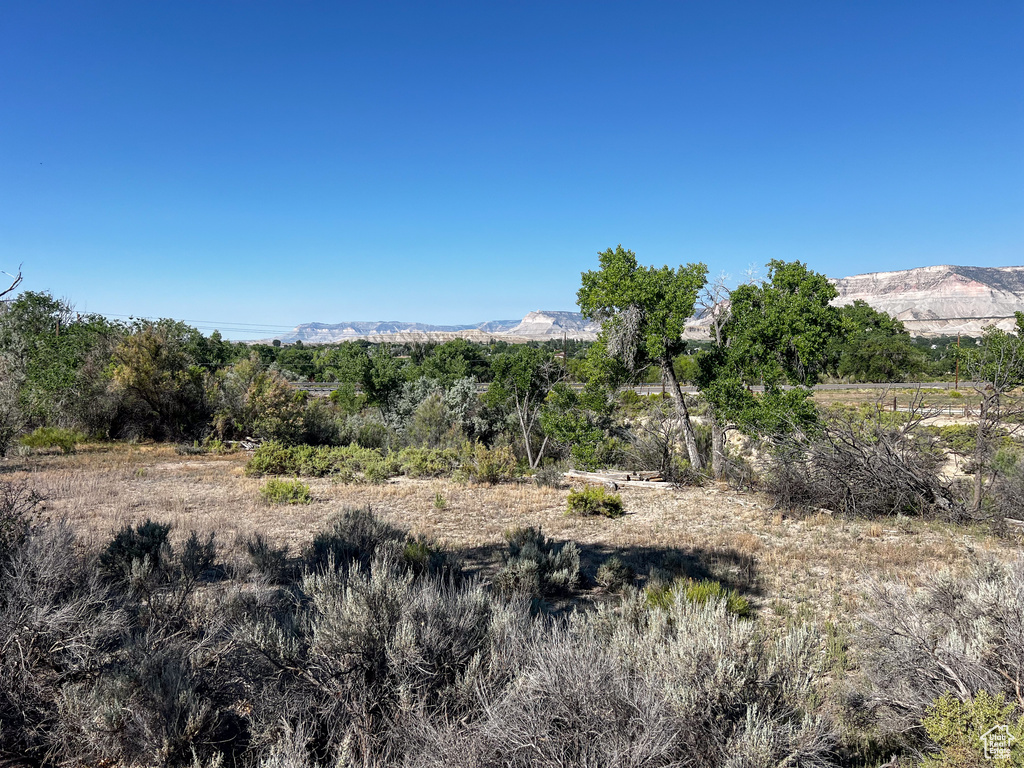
[271,311,602,344]
[267,265,1023,344]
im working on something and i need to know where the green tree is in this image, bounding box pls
[111,321,212,440]
[0,291,124,431]
[698,261,845,475]
[419,339,488,388]
[577,245,708,469]
[540,382,615,470]
[833,300,924,382]
[488,346,562,468]
[362,344,405,415]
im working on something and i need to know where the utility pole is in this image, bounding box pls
[55,318,60,339]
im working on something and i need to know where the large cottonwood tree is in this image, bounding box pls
[578,245,707,470]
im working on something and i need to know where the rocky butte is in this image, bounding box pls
[830,265,1024,337]
[269,265,1023,344]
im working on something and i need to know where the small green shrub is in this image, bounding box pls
[363,454,401,484]
[645,577,751,618]
[259,478,312,504]
[566,486,624,518]
[245,440,296,475]
[596,555,634,591]
[921,691,1024,767]
[397,446,459,478]
[433,492,446,510]
[466,443,518,484]
[948,389,963,399]
[20,426,84,455]
[402,535,449,577]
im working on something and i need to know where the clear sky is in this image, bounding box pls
[2,1,1022,339]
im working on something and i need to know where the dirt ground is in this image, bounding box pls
[4,443,1022,627]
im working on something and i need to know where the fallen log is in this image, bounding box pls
[563,470,676,490]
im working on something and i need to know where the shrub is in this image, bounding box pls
[534,464,565,488]
[645,577,752,618]
[0,480,42,560]
[494,526,581,598]
[20,426,84,454]
[566,486,624,518]
[921,691,1024,767]
[861,558,1024,736]
[397,446,460,478]
[466,442,518,484]
[304,507,408,572]
[99,519,172,577]
[595,555,634,591]
[244,440,297,476]
[242,532,289,581]
[259,478,312,504]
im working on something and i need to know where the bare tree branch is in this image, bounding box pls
[0,264,22,301]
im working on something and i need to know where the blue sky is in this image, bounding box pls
[2,1,1022,339]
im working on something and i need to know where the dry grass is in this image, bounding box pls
[4,442,1021,625]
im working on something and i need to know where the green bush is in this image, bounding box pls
[645,577,751,618]
[245,442,386,479]
[20,426,84,455]
[244,441,297,476]
[466,442,518,484]
[921,691,1024,767]
[259,478,312,504]
[566,486,624,518]
[397,446,460,478]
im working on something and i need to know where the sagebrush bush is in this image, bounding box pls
[242,532,289,581]
[259,478,312,504]
[494,526,581,598]
[304,506,409,572]
[595,555,634,591]
[99,519,172,577]
[533,464,564,488]
[861,558,1024,739]
[0,479,42,560]
[566,485,624,518]
[20,426,84,454]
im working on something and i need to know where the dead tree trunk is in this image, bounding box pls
[711,417,726,480]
